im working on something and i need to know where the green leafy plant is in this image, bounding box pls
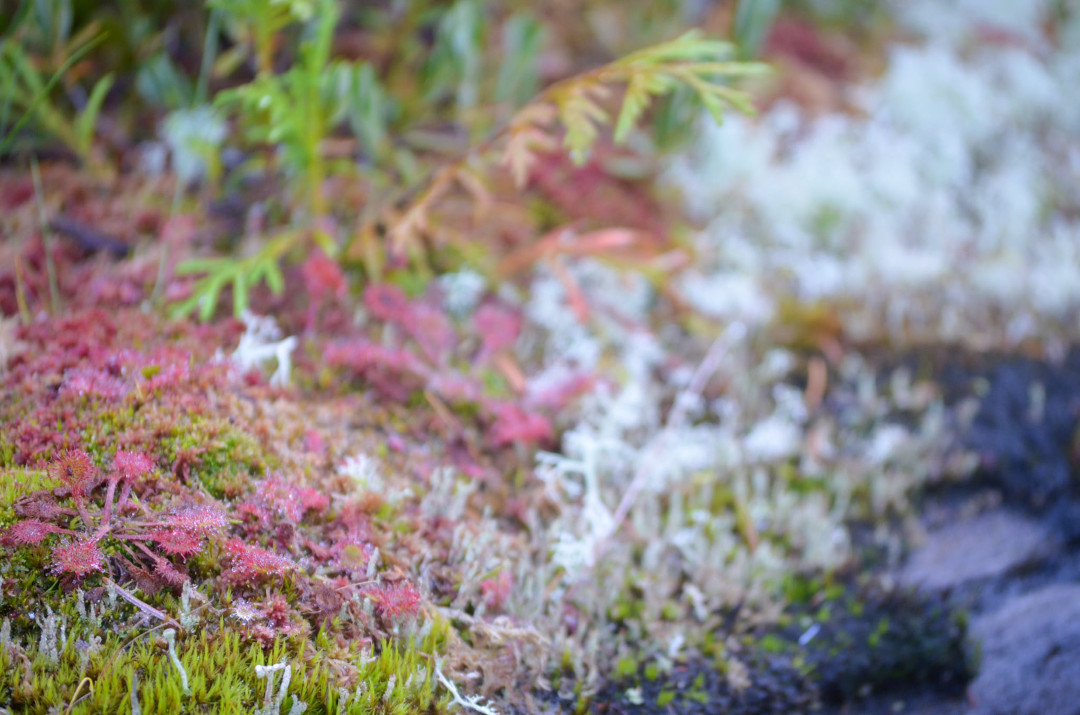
[735,0,783,58]
[0,34,112,168]
[170,232,289,321]
[171,0,390,320]
[209,0,315,76]
[214,0,389,216]
[174,18,766,321]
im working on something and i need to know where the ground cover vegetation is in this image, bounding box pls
[1,0,1078,712]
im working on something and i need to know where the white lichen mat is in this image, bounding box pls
[666,0,1080,347]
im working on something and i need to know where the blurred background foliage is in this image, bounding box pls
[0,0,807,318]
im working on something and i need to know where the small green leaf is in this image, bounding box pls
[75,72,114,155]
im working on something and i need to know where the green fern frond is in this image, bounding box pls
[171,235,293,321]
[515,29,769,172]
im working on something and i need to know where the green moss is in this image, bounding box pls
[0,600,454,714]
[685,673,708,704]
[757,634,787,654]
[0,467,51,509]
[156,418,272,498]
[614,656,638,680]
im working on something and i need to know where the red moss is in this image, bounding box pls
[302,250,347,302]
[363,284,411,323]
[473,304,522,362]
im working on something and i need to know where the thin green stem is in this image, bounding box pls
[29,157,61,316]
[0,33,105,157]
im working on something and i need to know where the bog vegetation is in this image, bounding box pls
[0,1,783,712]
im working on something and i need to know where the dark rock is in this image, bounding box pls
[899,509,1060,592]
[968,584,1080,715]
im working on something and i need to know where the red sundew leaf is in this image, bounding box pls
[325,340,428,376]
[480,570,513,611]
[224,539,294,580]
[151,555,189,586]
[325,339,430,402]
[47,449,96,498]
[4,519,64,545]
[363,283,411,323]
[298,488,329,514]
[488,402,554,447]
[150,529,203,557]
[368,581,422,620]
[236,502,271,526]
[427,373,482,403]
[60,368,127,400]
[165,504,229,537]
[51,537,105,576]
[113,450,154,480]
[13,493,66,521]
[143,362,193,392]
[473,304,522,362]
[302,250,347,302]
[161,214,197,248]
[333,539,374,574]
[404,303,455,362]
[251,479,304,523]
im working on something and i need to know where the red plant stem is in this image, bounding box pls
[116,479,133,514]
[92,475,124,540]
[73,496,95,532]
[130,540,164,562]
[105,578,178,627]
